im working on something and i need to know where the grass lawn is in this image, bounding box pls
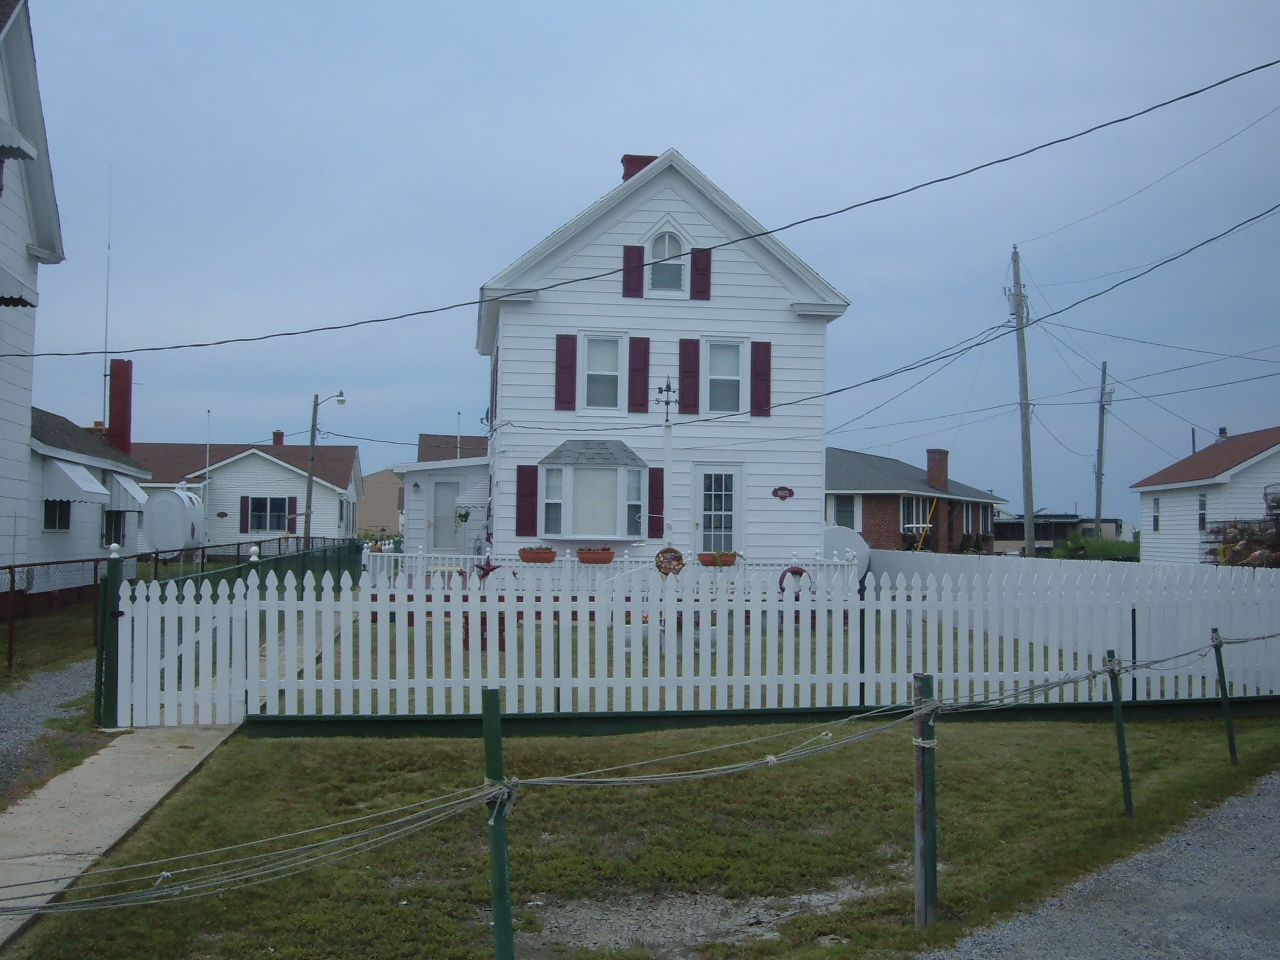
[0,601,97,692]
[6,715,1278,960]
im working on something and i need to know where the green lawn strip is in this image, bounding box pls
[0,693,120,812]
[0,601,97,692]
[7,718,1278,960]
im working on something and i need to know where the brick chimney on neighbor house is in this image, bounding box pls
[621,154,658,181]
[926,448,949,491]
[106,358,133,457]
[272,430,285,446]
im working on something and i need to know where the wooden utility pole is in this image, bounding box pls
[1011,247,1035,557]
[1093,361,1111,540]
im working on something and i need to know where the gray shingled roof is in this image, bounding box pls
[826,447,1004,503]
[31,408,150,474]
[540,440,648,468]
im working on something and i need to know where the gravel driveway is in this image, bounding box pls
[0,660,96,792]
[918,770,1280,960]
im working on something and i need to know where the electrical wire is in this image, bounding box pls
[8,58,1279,362]
[1042,322,1280,364]
[1020,101,1280,244]
[1032,408,1092,458]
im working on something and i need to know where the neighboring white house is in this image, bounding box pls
[131,432,362,548]
[0,0,65,568]
[395,433,489,554]
[1131,425,1280,564]
[25,407,149,571]
[406,150,850,562]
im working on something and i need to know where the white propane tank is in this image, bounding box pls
[143,488,205,551]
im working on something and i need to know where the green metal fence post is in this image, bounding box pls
[1210,628,1239,766]
[94,546,124,728]
[482,688,515,960]
[1106,649,1134,817]
[913,672,939,927]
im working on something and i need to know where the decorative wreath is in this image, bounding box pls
[654,546,685,576]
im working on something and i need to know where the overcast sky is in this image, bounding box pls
[25,0,1280,527]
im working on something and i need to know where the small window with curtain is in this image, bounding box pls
[650,232,683,290]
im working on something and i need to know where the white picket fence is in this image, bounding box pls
[112,554,1280,727]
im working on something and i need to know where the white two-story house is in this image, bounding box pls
[403,150,849,562]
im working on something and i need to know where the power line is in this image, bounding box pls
[1042,321,1280,363]
[1031,408,1092,459]
[9,57,1279,362]
[1020,101,1280,244]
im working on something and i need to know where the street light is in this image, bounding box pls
[303,390,345,549]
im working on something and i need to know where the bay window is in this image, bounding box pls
[542,466,644,538]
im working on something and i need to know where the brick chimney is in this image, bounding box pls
[272,430,285,446]
[926,448,949,491]
[106,358,133,456]
[621,154,657,181]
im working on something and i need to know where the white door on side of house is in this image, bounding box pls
[694,466,741,554]
[432,482,460,551]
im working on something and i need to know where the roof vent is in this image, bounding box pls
[1217,427,1229,444]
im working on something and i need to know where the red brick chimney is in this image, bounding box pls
[621,154,657,181]
[926,448,949,491]
[106,358,133,456]
[272,430,285,446]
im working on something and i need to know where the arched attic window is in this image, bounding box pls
[650,232,683,290]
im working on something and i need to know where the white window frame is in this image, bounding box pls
[250,496,288,533]
[694,465,743,554]
[1198,493,1207,533]
[579,333,626,412]
[540,466,647,540]
[980,503,992,536]
[900,496,934,533]
[705,340,746,414]
[649,231,685,292]
[1152,496,1160,533]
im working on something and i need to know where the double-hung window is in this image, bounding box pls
[584,337,621,409]
[707,342,742,413]
[43,499,70,531]
[900,496,933,533]
[103,509,126,547]
[250,496,288,533]
[542,466,643,538]
[650,232,683,290]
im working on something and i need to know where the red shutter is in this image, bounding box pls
[628,337,650,413]
[678,339,700,414]
[750,340,772,417]
[690,248,711,300]
[554,334,577,410]
[515,464,538,537]
[239,496,250,534]
[622,245,645,298]
[647,467,664,539]
[287,496,298,534]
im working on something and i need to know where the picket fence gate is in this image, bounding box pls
[109,553,1280,728]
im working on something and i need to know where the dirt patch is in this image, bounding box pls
[515,877,886,959]
[0,726,118,811]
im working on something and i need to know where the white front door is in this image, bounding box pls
[432,482,460,551]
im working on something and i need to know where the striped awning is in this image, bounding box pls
[0,118,36,161]
[0,262,36,308]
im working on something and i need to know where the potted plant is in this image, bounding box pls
[697,550,741,567]
[576,545,615,565]
[518,545,558,563]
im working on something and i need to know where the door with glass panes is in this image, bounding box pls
[697,467,741,553]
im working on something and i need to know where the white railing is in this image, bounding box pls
[113,554,1280,727]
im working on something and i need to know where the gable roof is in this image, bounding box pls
[131,442,359,489]
[1131,426,1280,489]
[476,148,849,355]
[417,433,487,462]
[825,447,1004,503]
[30,407,149,475]
[0,0,63,264]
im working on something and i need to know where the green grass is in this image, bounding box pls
[7,716,1279,960]
[0,601,96,692]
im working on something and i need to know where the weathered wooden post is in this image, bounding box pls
[913,672,939,927]
[482,688,515,960]
[1210,628,1239,766]
[1106,649,1134,817]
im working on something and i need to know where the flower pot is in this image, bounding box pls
[698,552,738,567]
[576,548,615,565]
[519,547,557,563]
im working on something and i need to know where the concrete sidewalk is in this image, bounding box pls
[0,724,237,950]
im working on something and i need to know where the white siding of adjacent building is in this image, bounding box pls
[489,172,833,562]
[399,461,489,555]
[1138,447,1280,564]
[25,454,141,566]
[0,54,37,567]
